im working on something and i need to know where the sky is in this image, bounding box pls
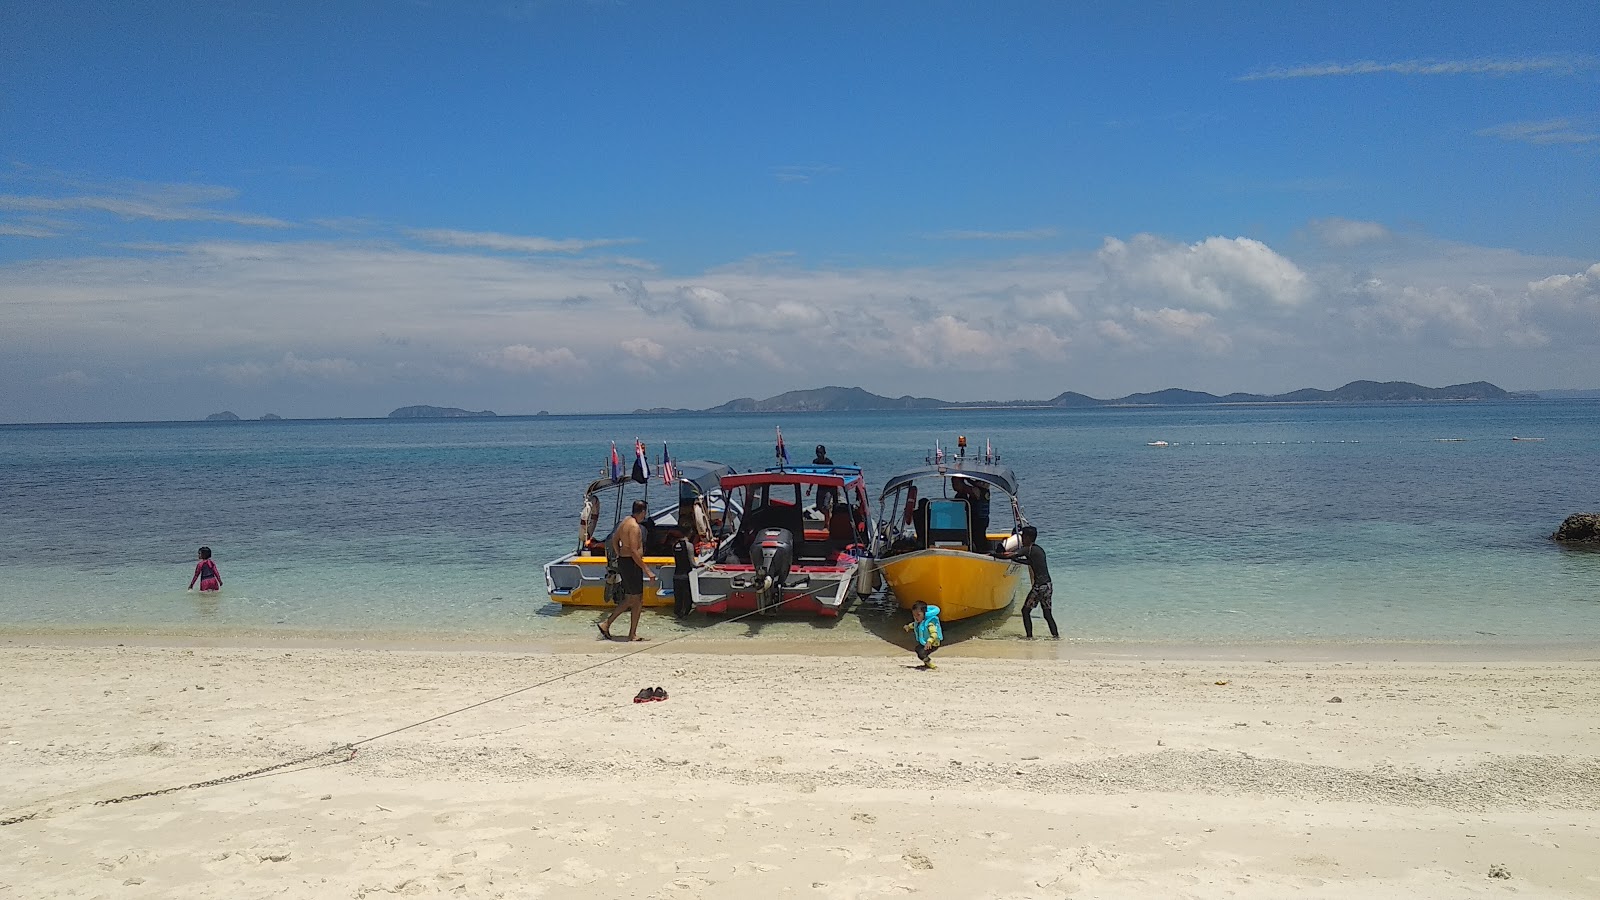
[1,0,1597,422]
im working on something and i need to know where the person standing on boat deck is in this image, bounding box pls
[996,526,1057,638]
[808,445,838,516]
[599,500,654,641]
[953,476,991,553]
[668,528,696,619]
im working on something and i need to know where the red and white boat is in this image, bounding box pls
[691,465,875,617]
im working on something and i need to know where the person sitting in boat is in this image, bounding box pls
[952,476,991,553]
[902,601,943,669]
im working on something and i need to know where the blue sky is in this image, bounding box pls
[2,1,1597,421]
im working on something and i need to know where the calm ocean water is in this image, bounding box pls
[2,402,1598,644]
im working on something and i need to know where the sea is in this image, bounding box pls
[2,402,1598,647]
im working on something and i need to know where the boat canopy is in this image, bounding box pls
[879,461,1018,498]
[721,464,865,491]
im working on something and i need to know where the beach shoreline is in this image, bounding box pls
[5,643,1599,897]
[6,625,1600,663]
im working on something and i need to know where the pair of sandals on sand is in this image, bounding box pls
[632,686,669,703]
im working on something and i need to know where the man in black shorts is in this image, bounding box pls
[996,525,1057,638]
[600,500,655,641]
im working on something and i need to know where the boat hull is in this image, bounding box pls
[877,549,1026,622]
[692,562,859,617]
[544,555,681,608]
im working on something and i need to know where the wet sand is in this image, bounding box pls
[4,639,1600,898]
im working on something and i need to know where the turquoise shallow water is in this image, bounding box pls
[2,402,1598,644]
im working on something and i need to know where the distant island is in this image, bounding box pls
[388,405,497,419]
[632,381,1533,414]
[204,411,241,421]
[261,413,283,421]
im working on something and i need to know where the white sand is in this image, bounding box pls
[4,641,1599,898]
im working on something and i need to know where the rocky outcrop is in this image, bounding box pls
[204,411,240,421]
[260,413,283,420]
[1552,514,1600,544]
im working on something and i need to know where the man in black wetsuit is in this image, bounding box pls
[996,525,1057,638]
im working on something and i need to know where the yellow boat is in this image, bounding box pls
[544,458,738,608]
[872,451,1029,622]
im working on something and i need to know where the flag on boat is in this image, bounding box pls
[609,441,623,482]
[631,438,651,484]
[935,440,944,464]
[775,426,790,467]
[661,444,677,486]
[985,438,993,462]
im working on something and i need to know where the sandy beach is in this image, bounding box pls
[4,638,1600,898]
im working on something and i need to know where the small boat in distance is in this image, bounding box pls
[872,439,1028,622]
[1148,440,1170,447]
[545,449,739,608]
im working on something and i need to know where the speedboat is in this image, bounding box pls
[544,455,739,608]
[872,444,1028,622]
[692,464,876,617]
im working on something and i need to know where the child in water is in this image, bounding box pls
[902,601,943,669]
[187,546,222,592]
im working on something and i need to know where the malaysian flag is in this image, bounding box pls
[935,439,944,465]
[985,438,993,463]
[631,438,651,484]
[609,441,623,482]
[775,426,790,467]
[661,443,677,486]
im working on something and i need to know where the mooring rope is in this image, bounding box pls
[2,576,858,825]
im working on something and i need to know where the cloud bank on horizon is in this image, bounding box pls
[1,2,1597,422]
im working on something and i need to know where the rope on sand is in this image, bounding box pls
[1,579,850,824]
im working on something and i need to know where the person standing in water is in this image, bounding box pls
[599,500,654,641]
[187,546,222,592]
[996,526,1057,638]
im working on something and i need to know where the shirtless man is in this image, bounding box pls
[599,500,655,641]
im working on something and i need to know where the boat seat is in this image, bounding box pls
[922,499,971,549]
[737,502,806,560]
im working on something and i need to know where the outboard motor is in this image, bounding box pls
[751,527,794,614]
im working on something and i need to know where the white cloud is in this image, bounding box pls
[1528,263,1600,309]
[0,180,289,228]
[615,278,830,332]
[620,337,667,361]
[210,353,367,385]
[0,222,59,238]
[4,225,1597,419]
[1309,217,1392,248]
[1341,279,1550,349]
[1476,118,1600,145]
[1239,56,1594,81]
[478,344,583,373]
[408,228,637,254]
[1097,234,1310,310]
[1131,307,1231,352]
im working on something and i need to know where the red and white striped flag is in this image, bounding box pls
[661,443,677,486]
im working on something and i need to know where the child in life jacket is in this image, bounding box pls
[903,601,943,669]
